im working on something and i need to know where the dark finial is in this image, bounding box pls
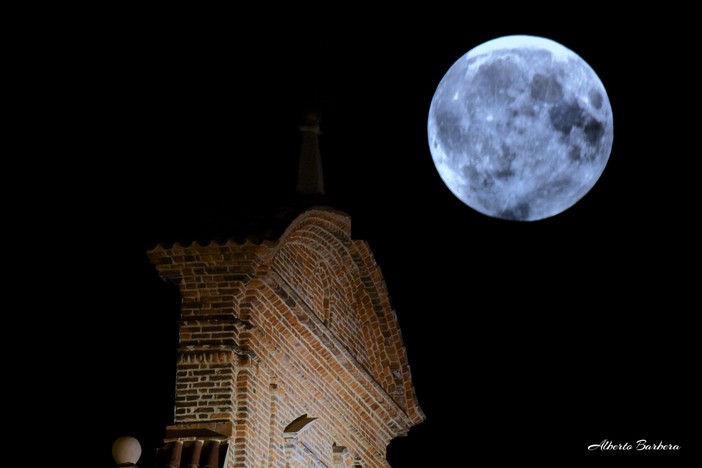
[297,106,324,196]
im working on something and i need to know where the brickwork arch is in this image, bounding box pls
[271,211,398,398]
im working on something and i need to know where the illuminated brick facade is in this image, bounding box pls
[147,207,424,467]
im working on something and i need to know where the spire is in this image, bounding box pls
[296,107,324,196]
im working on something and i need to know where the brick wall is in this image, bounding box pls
[147,207,424,467]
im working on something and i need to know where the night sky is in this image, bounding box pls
[67,7,697,466]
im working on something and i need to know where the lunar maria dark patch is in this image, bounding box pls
[588,89,603,109]
[472,59,522,98]
[530,73,563,102]
[583,119,604,145]
[549,101,586,136]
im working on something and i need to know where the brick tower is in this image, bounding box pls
[146,110,424,467]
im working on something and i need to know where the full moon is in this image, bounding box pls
[427,35,613,221]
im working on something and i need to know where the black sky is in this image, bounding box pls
[66,6,699,466]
